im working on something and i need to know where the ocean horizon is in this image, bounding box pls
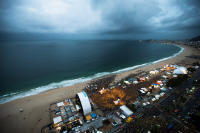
[0,40,183,103]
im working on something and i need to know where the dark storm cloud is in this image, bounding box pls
[159,0,200,31]
[0,0,200,39]
[91,0,160,34]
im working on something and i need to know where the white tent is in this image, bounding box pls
[146,102,150,105]
[160,92,165,96]
[140,90,145,94]
[57,102,64,107]
[141,88,148,92]
[195,66,199,69]
[77,91,92,115]
[160,87,166,91]
[124,81,131,85]
[173,67,187,75]
[143,103,147,106]
[162,75,168,79]
[150,70,159,75]
[152,98,156,101]
[53,116,62,124]
[113,98,121,105]
[76,105,80,111]
[133,81,139,84]
[120,105,133,116]
[155,95,160,100]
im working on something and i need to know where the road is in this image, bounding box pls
[109,69,200,133]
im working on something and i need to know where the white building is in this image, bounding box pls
[53,116,62,124]
[120,105,133,117]
[76,91,92,115]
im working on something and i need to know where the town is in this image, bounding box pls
[143,35,200,50]
[41,61,200,133]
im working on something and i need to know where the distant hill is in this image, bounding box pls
[190,35,200,42]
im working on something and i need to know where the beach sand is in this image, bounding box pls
[0,44,199,133]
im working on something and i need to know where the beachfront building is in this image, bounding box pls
[76,91,92,115]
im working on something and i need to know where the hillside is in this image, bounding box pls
[190,35,200,41]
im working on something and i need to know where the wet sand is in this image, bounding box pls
[0,44,199,133]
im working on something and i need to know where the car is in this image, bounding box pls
[169,87,173,90]
[193,79,200,86]
[112,122,118,126]
[56,112,61,115]
[143,103,147,106]
[116,111,120,116]
[120,114,126,119]
[146,102,150,105]
[160,92,165,96]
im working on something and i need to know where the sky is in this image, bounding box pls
[0,0,200,39]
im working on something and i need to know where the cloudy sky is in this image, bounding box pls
[0,0,200,39]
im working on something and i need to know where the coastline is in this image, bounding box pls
[0,44,199,133]
[0,43,183,104]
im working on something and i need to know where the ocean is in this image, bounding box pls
[0,40,183,103]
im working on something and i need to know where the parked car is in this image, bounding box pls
[193,79,200,86]
[112,122,118,126]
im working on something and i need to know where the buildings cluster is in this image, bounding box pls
[42,63,199,133]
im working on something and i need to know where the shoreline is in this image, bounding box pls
[0,44,199,133]
[0,43,183,104]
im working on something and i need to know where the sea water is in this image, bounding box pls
[0,40,183,103]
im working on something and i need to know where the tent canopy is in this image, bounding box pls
[53,116,62,124]
[91,113,97,118]
[120,105,133,116]
[173,67,187,75]
[160,87,166,91]
[57,102,64,107]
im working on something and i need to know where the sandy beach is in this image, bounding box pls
[0,44,199,133]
